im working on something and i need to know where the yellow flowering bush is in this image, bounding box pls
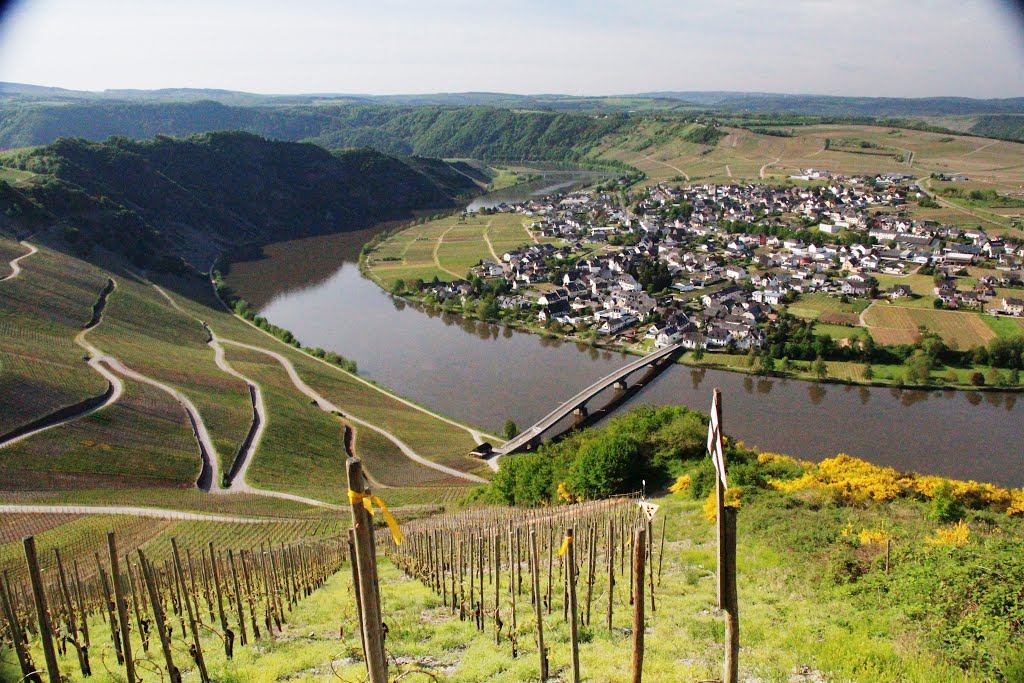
[557,482,574,504]
[857,528,891,546]
[768,471,820,494]
[926,520,971,547]
[668,474,691,494]
[758,452,814,469]
[1009,490,1024,516]
[703,487,742,521]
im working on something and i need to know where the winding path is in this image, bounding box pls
[432,224,464,279]
[218,338,488,485]
[207,329,267,488]
[2,240,37,282]
[640,153,689,181]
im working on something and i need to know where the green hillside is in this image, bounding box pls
[0,132,478,268]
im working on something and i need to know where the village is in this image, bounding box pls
[418,175,1024,353]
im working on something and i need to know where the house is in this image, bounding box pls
[655,326,683,348]
[887,284,914,300]
[841,276,870,297]
[1004,297,1024,316]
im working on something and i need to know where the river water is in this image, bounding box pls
[224,188,1024,488]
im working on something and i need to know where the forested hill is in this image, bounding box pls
[0,101,630,161]
[0,131,479,268]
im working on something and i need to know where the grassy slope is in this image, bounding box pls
[223,345,349,502]
[163,276,485,475]
[2,495,994,683]
[0,376,200,489]
[88,273,253,475]
[0,241,109,434]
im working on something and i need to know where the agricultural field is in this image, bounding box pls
[367,212,548,291]
[788,292,868,325]
[88,274,255,475]
[863,304,997,349]
[591,123,1024,223]
[0,376,201,489]
[0,242,110,434]
[983,314,1024,339]
[222,345,349,502]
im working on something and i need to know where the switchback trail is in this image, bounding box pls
[1,240,37,281]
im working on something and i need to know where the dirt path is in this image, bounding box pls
[0,504,289,523]
[858,300,875,328]
[760,156,781,179]
[482,220,502,261]
[962,139,1000,157]
[640,153,689,181]
[432,224,464,278]
[219,338,488,485]
[920,177,1011,229]
[207,329,267,489]
[1,240,37,282]
[725,165,733,178]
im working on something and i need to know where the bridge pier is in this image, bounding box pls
[613,380,627,392]
[525,436,541,451]
[573,405,588,426]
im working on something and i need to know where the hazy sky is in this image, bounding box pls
[1,0,1023,97]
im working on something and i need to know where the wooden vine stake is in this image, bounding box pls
[709,388,739,683]
[107,532,136,683]
[347,457,388,683]
[529,529,548,681]
[139,549,181,683]
[1,570,40,683]
[565,528,580,683]
[172,537,210,683]
[631,526,646,683]
[24,536,61,683]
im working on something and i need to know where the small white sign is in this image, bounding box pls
[638,501,660,522]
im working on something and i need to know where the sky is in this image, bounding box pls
[0,0,1023,98]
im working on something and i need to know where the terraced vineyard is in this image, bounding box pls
[0,242,110,434]
[222,345,349,501]
[89,275,253,475]
[0,376,200,489]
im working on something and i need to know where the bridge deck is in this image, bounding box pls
[493,343,682,456]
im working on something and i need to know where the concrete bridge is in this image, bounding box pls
[492,342,684,458]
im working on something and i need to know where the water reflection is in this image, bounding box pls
[226,222,1024,488]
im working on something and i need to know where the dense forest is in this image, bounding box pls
[0,131,479,268]
[0,101,633,161]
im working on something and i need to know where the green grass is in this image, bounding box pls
[813,323,865,341]
[224,345,349,503]
[89,274,255,475]
[788,293,867,324]
[2,495,992,683]
[0,243,110,434]
[983,314,1024,339]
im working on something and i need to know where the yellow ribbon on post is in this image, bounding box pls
[558,534,572,557]
[348,490,405,546]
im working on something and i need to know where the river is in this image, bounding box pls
[224,191,1024,488]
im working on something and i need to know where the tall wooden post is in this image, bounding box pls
[171,538,209,683]
[23,537,60,683]
[1,570,39,683]
[55,549,90,676]
[107,532,136,683]
[723,508,739,683]
[347,457,388,683]
[138,550,181,683]
[631,527,647,683]
[566,528,580,683]
[607,517,615,632]
[714,388,727,611]
[228,550,248,645]
[529,530,547,682]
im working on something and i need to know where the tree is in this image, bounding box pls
[502,419,519,440]
[812,357,828,379]
[970,371,985,386]
[693,346,705,361]
[759,355,776,375]
[863,364,874,380]
[390,278,406,295]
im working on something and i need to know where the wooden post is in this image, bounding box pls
[72,560,90,647]
[722,508,739,683]
[585,524,596,626]
[657,516,667,586]
[347,457,388,683]
[171,538,210,683]
[23,537,60,683]
[138,550,181,683]
[885,538,891,575]
[631,526,647,683]
[1,570,39,683]
[348,528,367,663]
[228,550,248,646]
[493,530,501,645]
[96,552,124,665]
[607,517,615,632]
[107,532,136,683]
[529,530,547,682]
[55,549,90,676]
[240,550,260,640]
[566,528,580,683]
[126,558,149,653]
[714,388,727,611]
